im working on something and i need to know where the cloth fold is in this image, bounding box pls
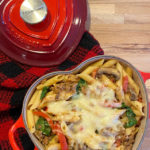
[0,32,104,150]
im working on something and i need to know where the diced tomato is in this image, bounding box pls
[138,98,143,103]
[106,104,112,107]
[123,76,128,92]
[115,139,121,147]
[79,126,84,131]
[43,107,48,111]
[103,102,122,108]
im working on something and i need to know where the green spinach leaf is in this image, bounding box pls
[121,103,137,128]
[124,117,137,128]
[76,79,87,94]
[35,117,51,136]
[40,86,49,100]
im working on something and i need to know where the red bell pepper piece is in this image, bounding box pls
[33,111,68,150]
[123,76,128,92]
[91,68,98,79]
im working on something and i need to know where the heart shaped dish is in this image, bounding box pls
[20,56,148,150]
[0,0,87,66]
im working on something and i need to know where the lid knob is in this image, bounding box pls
[20,0,47,24]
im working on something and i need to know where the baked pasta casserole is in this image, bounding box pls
[27,59,145,150]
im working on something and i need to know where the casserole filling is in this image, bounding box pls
[27,59,145,150]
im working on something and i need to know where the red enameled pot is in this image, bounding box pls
[9,56,150,150]
[0,0,87,66]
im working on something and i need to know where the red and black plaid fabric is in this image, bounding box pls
[0,32,104,150]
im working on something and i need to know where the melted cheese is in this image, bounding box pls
[88,81,116,103]
[46,81,125,149]
[71,94,125,149]
[47,101,73,114]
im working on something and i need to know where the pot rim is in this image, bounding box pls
[22,55,149,150]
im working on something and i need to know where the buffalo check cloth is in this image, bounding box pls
[0,32,104,150]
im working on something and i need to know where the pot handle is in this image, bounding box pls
[9,115,38,150]
[139,71,150,119]
[139,71,150,83]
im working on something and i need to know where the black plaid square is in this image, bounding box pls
[0,62,24,78]
[10,88,28,107]
[0,73,7,84]
[79,32,99,50]
[17,63,31,72]
[68,47,89,64]
[9,108,22,121]
[58,59,77,70]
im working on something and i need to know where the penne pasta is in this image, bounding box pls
[131,101,144,116]
[124,94,132,106]
[46,144,60,150]
[116,145,125,150]
[37,75,64,90]
[126,126,135,136]
[116,63,123,84]
[126,67,133,77]
[33,114,39,124]
[28,90,39,108]
[27,109,35,133]
[116,63,124,102]
[136,116,141,122]
[102,59,118,68]
[39,92,56,108]
[30,90,42,110]
[91,59,104,68]
[45,91,56,97]
[81,59,104,75]
[121,116,128,124]
[61,121,71,136]
[78,73,96,83]
[51,113,81,123]
[132,109,143,116]
[63,74,79,82]
[123,70,139,95]
[101,74,117,90]
[82,66,98,75]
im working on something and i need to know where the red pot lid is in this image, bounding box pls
[0,0,87,66]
